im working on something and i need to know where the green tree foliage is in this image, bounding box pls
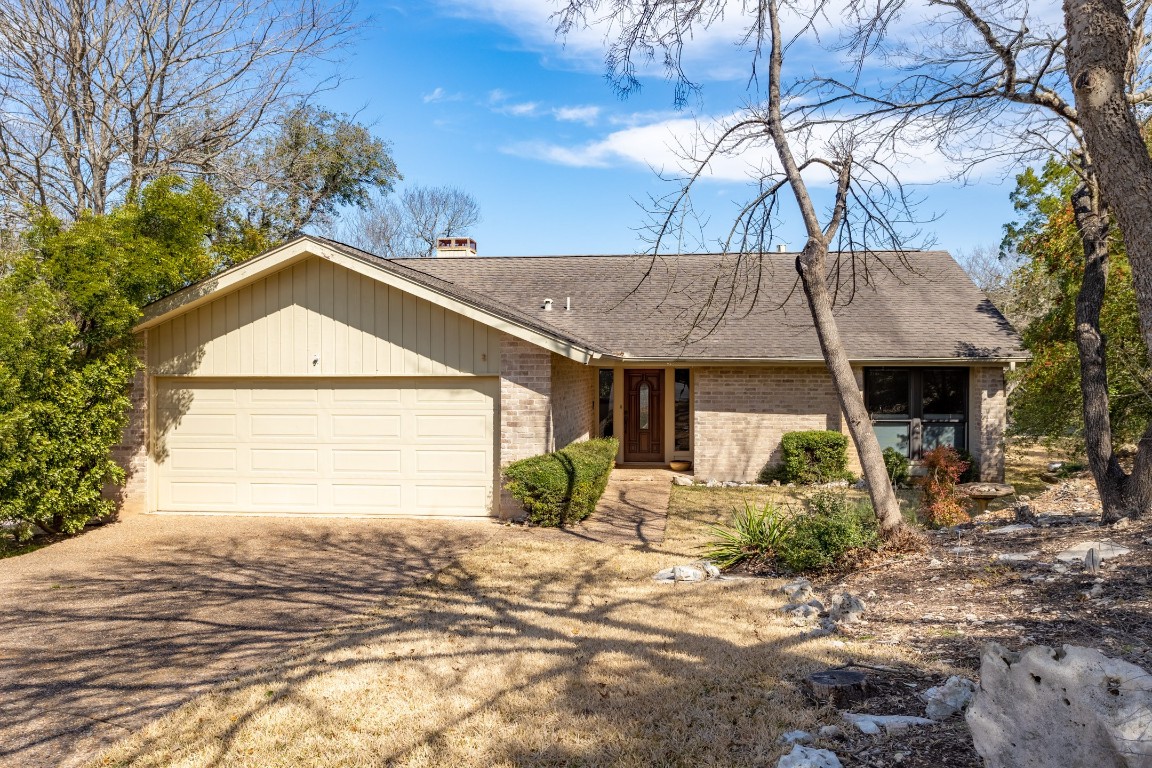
[216,104,401,263]
[1005,159,1152,447]
[0,177,219,533]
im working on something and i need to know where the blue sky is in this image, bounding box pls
[314,1,1025,258]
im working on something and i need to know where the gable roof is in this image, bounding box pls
[139,235,1027,364]
[136,236,604,363]
[391,246,1027,363]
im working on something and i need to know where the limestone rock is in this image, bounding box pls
[921,676,976,720]
[818,725,844,740]
[780,601,824,625]
[653,565,704,582]
[776,745,842,768]
[829,593,866,624]
[672,475,694,486]
[778,730,814,745]
[705,478,722,488]
[782,578,815,602]
[1055,540,1132,565]
[967,643,1152,768]
[994,551,1041,565]
[988,523,1035,535]
[841,712,934,735]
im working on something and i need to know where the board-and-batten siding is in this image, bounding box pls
[149,256,501,377]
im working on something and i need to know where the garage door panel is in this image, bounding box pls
[331,414,400,438]
[415,449,487,474]
[251,483,319,506]
[415,387,489,403]
[156,377,494,517]
[332,449,400,473]
[250,449,318,472]
[249,387,320,404]
[166,482,237,506]
[250,414,317,437]
[415,414,487,439]
[331,388,401,404]
[171,414,237,438]
[170,448,237,471]
[414,485,486,511]
[332,484,402,509]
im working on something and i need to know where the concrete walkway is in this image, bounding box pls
[573,468,677,547]
[0,514,494,768]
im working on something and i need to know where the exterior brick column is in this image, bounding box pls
[971,366,1008,481]
[499,336,554,465]
[108,332,149,516]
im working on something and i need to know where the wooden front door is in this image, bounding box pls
[624,370,663,462]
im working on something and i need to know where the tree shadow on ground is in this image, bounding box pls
[87,533,964,768]
[0,516,492,768]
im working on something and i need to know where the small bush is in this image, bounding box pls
[919,446,970,528]
[777,491,878,572]
[882,447,910,487]
[503,438,618,527]
[777,430,852,485]
[702,499,793,568]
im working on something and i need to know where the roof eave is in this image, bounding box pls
[591,355,1030,366]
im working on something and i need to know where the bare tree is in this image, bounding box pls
[557,0,916,538]
[807,0,1152,520]
[957,245,1026,324]
[343,185,481,258]
[0,0,357,220]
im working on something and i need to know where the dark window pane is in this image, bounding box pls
[924,424,964,452]
[922,368,966,419]
[865,369,910,416]
[674,368,690,451]
[874,422,911,457]
[598,369,614,438]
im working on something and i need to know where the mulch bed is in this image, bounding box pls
[781,474,1151,767]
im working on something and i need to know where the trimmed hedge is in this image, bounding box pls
[778,430,852,484]
[503,438,619,527]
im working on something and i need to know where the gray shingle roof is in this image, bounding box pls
[322,238,1026,362]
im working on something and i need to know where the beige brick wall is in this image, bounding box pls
[693,366,842,482]
[499,335,553,466]
[971,366,1007,481]
[551,353,596,449]
[108,333,149,516]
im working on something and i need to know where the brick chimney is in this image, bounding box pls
[435,237,477,257]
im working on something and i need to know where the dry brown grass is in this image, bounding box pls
[89,497,945,768]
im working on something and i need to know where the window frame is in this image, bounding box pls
[863,367,968,459]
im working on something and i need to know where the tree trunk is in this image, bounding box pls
[1065,0,1152,517]
[1066,0,1152,365]
[796,244,906,536]
[1070,181,1132,522]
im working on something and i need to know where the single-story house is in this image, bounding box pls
[113,234,1027,519]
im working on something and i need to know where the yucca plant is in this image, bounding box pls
[702,499,794,569]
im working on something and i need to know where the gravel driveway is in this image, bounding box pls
[0,514,495,768]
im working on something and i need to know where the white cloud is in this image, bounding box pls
[503,110,1003,186]
[552,105,601,124]
[423,87,446,103]
[502,101,540,117]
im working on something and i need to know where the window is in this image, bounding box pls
[598,369,614,438]
[864,367,967,458]
[674,368,690,451]
[638,382,650,428]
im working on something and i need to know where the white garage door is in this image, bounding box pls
[155,378,496,517]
